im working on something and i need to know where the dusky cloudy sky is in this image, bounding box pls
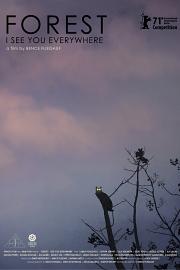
[0,0,180,269]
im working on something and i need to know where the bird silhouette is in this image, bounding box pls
[95,187,113,211]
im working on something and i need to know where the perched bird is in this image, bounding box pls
[135,148,149,164]
[95,186,113,211]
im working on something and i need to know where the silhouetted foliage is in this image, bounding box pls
[83,148,180,270]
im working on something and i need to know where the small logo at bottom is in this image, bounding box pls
[4,233,26,249]
[28,234,37,248]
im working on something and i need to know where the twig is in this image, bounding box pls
[140,166,180,245]
[127,181,151,187]
[162,185,180,197]
[96,263,108,270]
[170,209,180,228]
[147,229,172,237]
[113,200,126,208]
[114,228,122,237]
[138,189,153,197]
[109,170,137,197]
[124,199,133,208]
[115,231,128,243]
[81,219,108,244]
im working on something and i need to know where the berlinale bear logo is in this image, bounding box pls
[140,13,151,29]
[140,13,178,30]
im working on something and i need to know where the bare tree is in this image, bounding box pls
[83,148,180,270]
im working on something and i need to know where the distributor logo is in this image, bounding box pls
[28,234,37,248]
[4,233,26,249]
[140,13,178,30]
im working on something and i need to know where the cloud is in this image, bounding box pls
[0,0,179,165]
[0,84,179,166]
[1,14,180,95]
[0,89,161,168]
[0,91,94,156]
[141,0,180,16]
[0,144,15,168]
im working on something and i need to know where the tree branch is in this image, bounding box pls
[147,229,172,237]
[81,219,108,244]
[162,185,180,197]
[109,171,137,197]
[96,263,108,270]
[140,166,180,245]
[170,209,180,228]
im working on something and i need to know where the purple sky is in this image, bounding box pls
[0,0,180,269]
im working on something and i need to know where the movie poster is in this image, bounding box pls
[0,0,179,269]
